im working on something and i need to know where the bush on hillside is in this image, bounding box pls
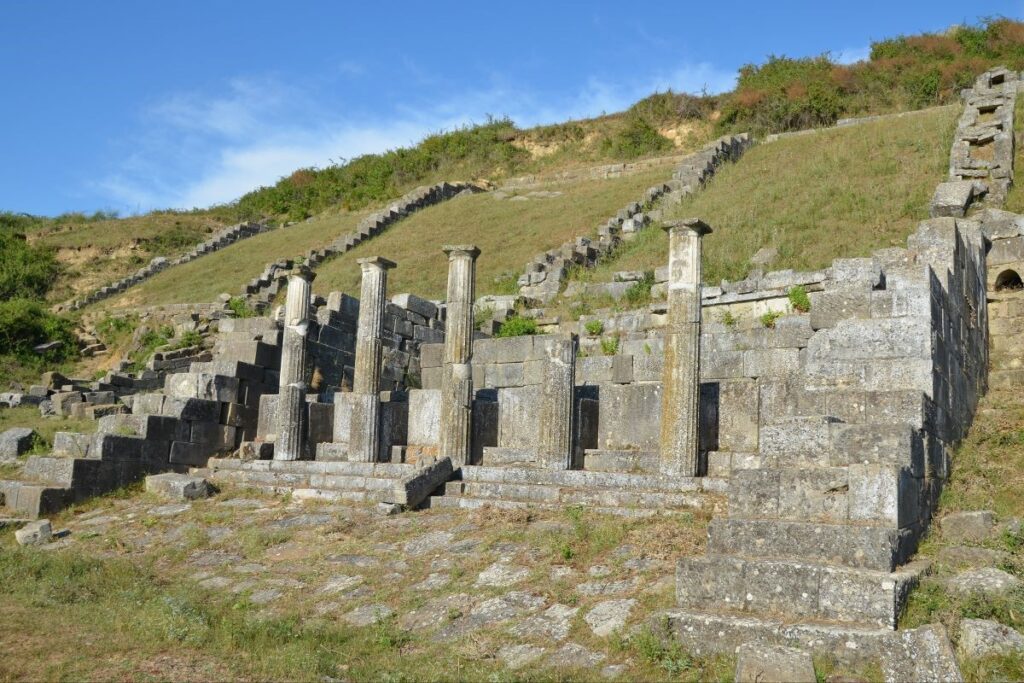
[0,230,61,300]
[718,18,1024,134]
[228,118,529,222]
[0,299,76,365]
[600,117,674,159]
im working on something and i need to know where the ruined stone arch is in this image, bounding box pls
[995,268,1024,291]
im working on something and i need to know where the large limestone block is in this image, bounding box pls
[957,618,1024,659]
[0,428,39,460]
[145,473,212,500]
[15,519,52,546]
[734,643,815,683]
[941,510,996,542]
[930,181,975,218]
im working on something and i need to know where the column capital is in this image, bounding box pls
[662,218,713,237]
[442,244,481,260]
[357,256,397,271]
[287,264,317,282]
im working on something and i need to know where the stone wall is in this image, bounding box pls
[932,67,1018,217]
[59,221,269,312]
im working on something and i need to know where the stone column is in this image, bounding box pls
[439,245,480,466]
[659,219,711,477]
[539,334,577,470]
[349,256,396,463]
[275,266,315,461]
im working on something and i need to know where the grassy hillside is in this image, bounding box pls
[574,104,958,287]
[99,209,368,310]
[311,164,678,301]
[31,213,227,304]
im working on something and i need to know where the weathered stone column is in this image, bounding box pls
[539,334,577,470]
[439,245,480,466]
[659,219,711,477]
[349,256,396,463]
[275,266,315,461]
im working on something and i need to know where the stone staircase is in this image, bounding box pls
[428,463,725,517]
[0,317,284,518]
[662,413,932,666]
[199,457,453,509]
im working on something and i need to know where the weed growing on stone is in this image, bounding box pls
[788,284,811,312]
[760,310,783,328]
[584,319,604,336]
[599,336,620,355]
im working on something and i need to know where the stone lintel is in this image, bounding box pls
[662,218,713,237]
[357,256,397,270]
[442,244,482,259]
[287,264,317,282]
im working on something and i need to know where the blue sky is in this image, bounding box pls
[1,1,1020,216]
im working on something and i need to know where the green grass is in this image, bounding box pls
[98,209,368,309]
[312,165,678,300]
[899,386,1024,680]
[576,105,958,288]
[0,405,97,448]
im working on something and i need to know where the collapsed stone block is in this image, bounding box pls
[15,519,52,546]
[145,473,212,501]
[0,428,39,460]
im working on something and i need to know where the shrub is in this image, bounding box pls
[788,285,811,313]
[226,297,258,319]
[760,310,783,328]
[600,117,674,159]
[600,336,620,355]
[495,316,538,338]
[584,319,604,336]
[624,272,656,306]
[0,298,76,364]
[0,230,61,300]
[718,310,738,328]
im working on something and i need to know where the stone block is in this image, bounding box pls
[419,343,443,369]
[50,391,83,417]
[675,556,747,611]
[848,464,918,527]
[596,383,661,451]
[0,428,38,460]
[497,386,542,449]
[52,432,92,458]
[575,356,613,385]
[408,389,440,446]
[168,441,213,466]
[717,379,758,452]
[809,290,871,330]
[486,362,525,388]
[392,293,437,319]
[145,473,212,500]
[957,618,1024,659]
[940,510,996,542]
[728,469,780,518]
[161,397,221,423]
[15,519,52,546]
[930,180,975,218]
[734,643,815,683]
[742,348,800,378]
[777,467,849,523]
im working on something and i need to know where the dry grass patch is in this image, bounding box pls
[578,105,958,287]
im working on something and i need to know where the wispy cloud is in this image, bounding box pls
[95,60,739,213]
[834,46,871,65]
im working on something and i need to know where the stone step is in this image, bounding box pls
[427,493,674,518]
[728,465,917,527]
[0,480,71,518]
[675,555,927,629]
[459,464,726,494]
[202,457,453,508]
[707,518,917,572]
[444,480,708,510]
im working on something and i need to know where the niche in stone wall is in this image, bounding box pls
[995,268,1024,291]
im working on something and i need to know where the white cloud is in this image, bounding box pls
[834,46,871,65]
[96,60,739,213]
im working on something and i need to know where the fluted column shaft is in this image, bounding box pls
[349,257,396,462]
[439,245,480,466]
[659,219,711,477]
[275,267,315,461]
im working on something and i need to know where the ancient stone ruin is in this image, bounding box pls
[3,67,1023,677]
